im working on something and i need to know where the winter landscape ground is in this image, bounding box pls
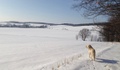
[0,25,120,70]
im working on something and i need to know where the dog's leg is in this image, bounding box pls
[89,53,92,60]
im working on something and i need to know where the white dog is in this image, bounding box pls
[86,44,96,61]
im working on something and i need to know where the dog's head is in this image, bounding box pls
[86,44,92,49]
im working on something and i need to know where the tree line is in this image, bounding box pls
[0,23,48,28]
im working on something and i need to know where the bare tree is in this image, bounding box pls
[99,15,120,42]
[73,0,120,42]
[78,28,91,41]
[73,0,120,17]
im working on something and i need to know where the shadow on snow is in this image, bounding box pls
[73,58,118,70]
[96,58,118,64]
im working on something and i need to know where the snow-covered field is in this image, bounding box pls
[0,26,120,70]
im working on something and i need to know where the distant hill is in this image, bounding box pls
[0,21,108,28]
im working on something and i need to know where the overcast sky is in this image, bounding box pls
[0,0,108,24]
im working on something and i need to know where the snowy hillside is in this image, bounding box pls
[0,26,119,70]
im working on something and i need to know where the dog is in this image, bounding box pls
[86,44,96,61]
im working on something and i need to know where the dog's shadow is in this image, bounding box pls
[96,58,118,64]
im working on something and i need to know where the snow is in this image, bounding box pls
[60,42,120,70]
[0,26,120,70]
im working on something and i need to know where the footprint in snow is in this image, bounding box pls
[104,65,111,70]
